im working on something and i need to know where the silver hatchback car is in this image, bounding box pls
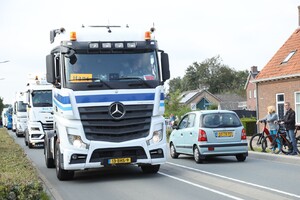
[169,110,248,163]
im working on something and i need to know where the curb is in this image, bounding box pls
[249,151,300,165]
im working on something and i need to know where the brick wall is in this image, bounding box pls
[257,78,300,122]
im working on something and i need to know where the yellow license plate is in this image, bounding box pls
[217,132,233,137]
[108,157,131,164]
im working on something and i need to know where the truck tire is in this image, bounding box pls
[55,142,74,180]
[44,135,55,168]
[141,164,160,174]
[24,129,28,146]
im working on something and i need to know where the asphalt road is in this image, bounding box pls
[7,130,300,200]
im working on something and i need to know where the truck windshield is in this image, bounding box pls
[17,101,27,112]
[32,90,52,107]
[64,52,159,89]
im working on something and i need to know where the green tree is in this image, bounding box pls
[168,77,182,94]
[165,90,190,121]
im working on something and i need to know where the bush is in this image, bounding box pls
[240,118,257,136]
[0,128,50,200]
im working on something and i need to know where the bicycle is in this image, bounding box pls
[249,120,273,152]
[261,123,300,154]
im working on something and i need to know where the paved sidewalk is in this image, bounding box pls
[249,151,300,165]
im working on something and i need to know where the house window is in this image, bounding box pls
[295,92,300,125]
[281,50,296,64]
[254,89,256,98]
[249,90,252,99]
[276,93,285,119]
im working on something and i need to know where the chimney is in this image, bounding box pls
[250,66,258,73]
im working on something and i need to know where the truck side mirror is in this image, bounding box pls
[46,54,55,84]
[161,52,170,82]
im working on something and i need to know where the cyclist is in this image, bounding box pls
[257,105,280,153]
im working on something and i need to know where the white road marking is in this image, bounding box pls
[158,171,244,200]
[166,162,300,199]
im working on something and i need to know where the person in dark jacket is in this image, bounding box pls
[282,102,297,155]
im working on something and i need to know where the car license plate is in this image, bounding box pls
[108,157,131,164]
[217,131,233,137]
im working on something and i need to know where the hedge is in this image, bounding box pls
[240,117,257,136]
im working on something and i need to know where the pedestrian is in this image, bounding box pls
[282,102,297,155]
[169,113,176,126]
[257,105,280,153]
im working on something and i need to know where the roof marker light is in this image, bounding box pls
[145,31,151,40]
[102,43,112,48]
[70,32,77,41]
[89,43,99,48]
[127,42,136,48]
[115,43,124,48]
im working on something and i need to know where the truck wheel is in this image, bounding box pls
[141,164,160,174]
[28,142,33,149]
[24,130,28,146]
[44,136,55,168]
[55,142,74,180]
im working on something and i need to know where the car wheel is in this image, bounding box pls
[193,146,205,163]
[236,154,247,162]
[170,143,179,158]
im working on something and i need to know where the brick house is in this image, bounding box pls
[244,66,259,111]
[253,26,300,124]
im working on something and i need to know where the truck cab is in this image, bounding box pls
[24,74,53,148]
[45,25,170,180]
[12,92,28,137]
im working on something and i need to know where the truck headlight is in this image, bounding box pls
[68,134,88,149]
[152,130,163,143]
[147,123,163,145]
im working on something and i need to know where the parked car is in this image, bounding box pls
[169,110,248,163]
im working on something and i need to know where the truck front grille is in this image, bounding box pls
[42,122,53,130]
[78,104,153,142]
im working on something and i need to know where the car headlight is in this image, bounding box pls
[68,134,88,149]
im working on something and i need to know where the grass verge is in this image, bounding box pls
[0,128,50,200]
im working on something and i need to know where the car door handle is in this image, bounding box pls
[190,132,193,135]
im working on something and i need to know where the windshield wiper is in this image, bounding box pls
[69,78,113,89]
[117,77,152,88]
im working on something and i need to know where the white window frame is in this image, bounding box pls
[276,93,285,119]
[295,91,300,125]
[254,89,256,98]
[249,90,252,99]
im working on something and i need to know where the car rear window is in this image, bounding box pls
[202,113,241,128]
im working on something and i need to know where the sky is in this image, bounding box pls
[0,0,299,104]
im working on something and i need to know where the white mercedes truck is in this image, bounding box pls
[44,25,170,180]
[24,74,53,148]
[12,91,28,137]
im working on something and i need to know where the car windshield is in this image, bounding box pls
[32,90,52,107]
[65,52,159,84]
[202,113,241,128]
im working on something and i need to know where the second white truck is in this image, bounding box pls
[24,74,53,148]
